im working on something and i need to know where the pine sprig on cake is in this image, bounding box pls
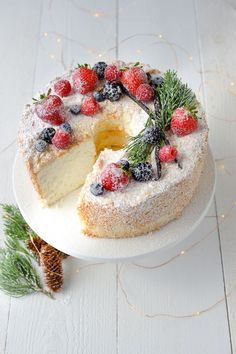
[123,70,198,167]
[156,70,198,129]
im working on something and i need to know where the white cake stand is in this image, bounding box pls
[13,149,215,262]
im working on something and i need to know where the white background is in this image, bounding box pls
[0,0,236,353]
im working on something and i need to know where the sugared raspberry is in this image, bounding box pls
[136,83,154,102]
[121,67,147,95]
[35,95,65,125]
[72,66,98,94]
[158,145,177,162]
[81,96,100,116]
[52,129,71,149]
[53,79,71,97]
[171,107,198,136]
[104,65,121,81]
[101,163,129,191]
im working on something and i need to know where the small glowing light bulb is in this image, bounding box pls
[180,250,185,255]
[195,311,200,316]
[159,34,163,39]
[230,81,235,87]
[56,38,61,43]
[94,12,100,17]
[50,54,55,59]
[44,32,48,37]
[189,56,193,61]
[221,214,225,218]
[98,53,103,58]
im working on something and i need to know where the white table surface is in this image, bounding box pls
[0,0,235,353]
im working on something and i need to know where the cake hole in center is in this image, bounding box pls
[94,126,128,156]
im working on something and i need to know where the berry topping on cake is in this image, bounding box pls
[104,65,121,81]
[101,163,129,191]
[131,162,153,182]
[60,122,73,134]
[35,94,66,125]
[121,67,147,95]
[93,90,106,102]
[53,79,71,97]
[39,127,56,144]
[35,140,47,152]
[171,107,198,136]
[90,182,104,196]
[143,126,163,144]
[52,129,71,149]
[92,62,107,79]
[81,96,100,116]
[72,65,98,94]
[136,83,154,102]
[149,74,163,87]
[103,82,122,102]
[119,159,130,172]
[69,105,81,115]
[158,145,177,162]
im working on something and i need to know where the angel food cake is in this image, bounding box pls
[18,61,208,238]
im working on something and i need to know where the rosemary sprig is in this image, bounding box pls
[156,70,198,129]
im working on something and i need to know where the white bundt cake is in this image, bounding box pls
[18,61,208,238]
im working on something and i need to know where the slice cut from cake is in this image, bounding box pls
[18,61,208,238]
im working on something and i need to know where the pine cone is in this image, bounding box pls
[27,236,47,262]
[40,244,64,292]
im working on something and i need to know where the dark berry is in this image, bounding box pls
[131,162,153,182]
[119,159,130,171]
[143,127,162,145]
[93,90,106,102]
[90,182,104,196]
[149,74,163,87]
[39,127,56,144]
[92,62,107,79]
[35,139,47,152]
[60,122,72,134]
[103,82,122,102]
[69,105,81,115]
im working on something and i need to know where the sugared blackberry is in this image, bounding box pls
[93,90,106,102]
[143,127,162,145]
[119,159,130,171]
[92,62,107,79]
[131,162,153,182]
[69,105,81,115]
[35,139,47,152]
[39,127,56,144]
[60,122,72,134]
[149,74,163,87]
[90,182,104,196]
[103,82,122,102]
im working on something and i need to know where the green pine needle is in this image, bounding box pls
[125,70,198,164]
[125,115,156,165]
[1,204,37,256]
[156,70,198,129]
[0,249,49,298]
[0,204,53,298]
